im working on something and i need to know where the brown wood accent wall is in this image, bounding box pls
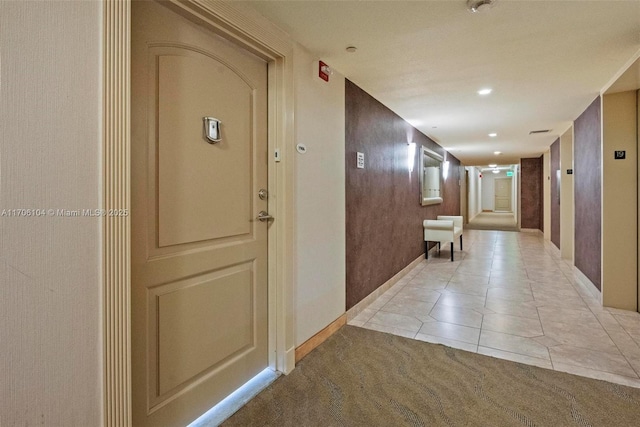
[345,80,461,310]
[520,157,543,230]
[550,138,561,248]
[574,97,602,290]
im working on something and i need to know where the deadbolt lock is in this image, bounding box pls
[258,189,268,200]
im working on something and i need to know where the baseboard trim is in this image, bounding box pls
[346,254,424,321]
[521,228,543,234]
[295,314,347,363]
[573,266,602,301]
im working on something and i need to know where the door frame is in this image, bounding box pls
[102,1,295,425]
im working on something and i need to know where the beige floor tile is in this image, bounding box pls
[381,298,436,323]
[482,313,543,338]
[486,287,533,302]
[367,311,423,333]
[349,229,640,390]
[457,261,492,272]
[415,333,479,353]
[406,278,449,290]
[418,321,480,344]
[604,326,640,358]
[366,293,394,310]
[537,306,600,327]
[487,276,533,288]
[477,346,553,369]
[351,308,377,324]
[552,362,640,389]
[484,298,539,319]
[441,281,488,297]
[348,319,366,327]
[542,322,619,354]
[549,345,637,378]
[428,304,483,328]
[463,252,495,260]
[530,296,590,311]
[614,313,640,340]
[361,322,417,339]
[436,293,486,310]
[532,335,562,348]
[394,286,442,303]
[490,273,529,283]
[479,330,550,359]
[450,272,490,285]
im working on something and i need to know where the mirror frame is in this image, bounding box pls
[420,146,444,206]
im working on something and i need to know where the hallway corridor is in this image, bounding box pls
[348,230,640,388]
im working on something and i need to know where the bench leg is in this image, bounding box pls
[425,241,428,259]
[460,235,463,251]
[450,242,454,262]
[437,241,441,254]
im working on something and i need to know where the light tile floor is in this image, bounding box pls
[348,229,640,388]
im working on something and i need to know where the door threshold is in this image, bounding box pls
[188,368,280,426]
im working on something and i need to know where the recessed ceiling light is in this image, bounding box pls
[488,164,497,168]
[494,151,502,155]
[492,170,500,174]
[478,88,492,96]
[488,133,497,137]
[346,46,357,53]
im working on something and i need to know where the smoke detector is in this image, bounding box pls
[467,0,495,13]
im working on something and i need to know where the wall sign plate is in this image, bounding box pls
[614,150,626,160]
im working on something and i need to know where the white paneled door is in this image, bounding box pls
[494,177,512,212]
[131,2,269,425]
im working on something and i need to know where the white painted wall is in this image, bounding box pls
[481,170,510,211]
[0,2,102,425]
[512,165,520,227]
[602,91,638,310]
[293,44,346,346]
[560,126,575,260]
[543,151,551,240]
[466,167,482,220]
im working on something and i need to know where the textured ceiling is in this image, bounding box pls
[240,0,640,166]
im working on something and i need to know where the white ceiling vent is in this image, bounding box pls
[467,0,496,13]
[529,129,552,135]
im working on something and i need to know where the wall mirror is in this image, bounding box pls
[420,146,444,206]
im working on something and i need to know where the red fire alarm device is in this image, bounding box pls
[479,173,482,178]
[319,60,330,82]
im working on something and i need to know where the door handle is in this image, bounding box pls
[256,211,274,222]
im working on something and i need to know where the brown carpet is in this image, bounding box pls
[466,212,518,232]
[223,326,640,426]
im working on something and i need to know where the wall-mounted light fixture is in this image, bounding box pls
[407,142,417,172]
[443,160,450,180]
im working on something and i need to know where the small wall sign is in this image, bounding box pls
[567,169,573,175]
[614,151,626,160]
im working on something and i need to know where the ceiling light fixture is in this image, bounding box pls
[494,151,502,155]
[492,169,500,174]
[478,88,492,96]
[488,133,497,137]
[346,46,357,53]
[467,0,496,13]
[488,164,497,168]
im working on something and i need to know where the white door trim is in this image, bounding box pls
[102,1,296,425]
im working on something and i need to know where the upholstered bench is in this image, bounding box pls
[423,215,463,261]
